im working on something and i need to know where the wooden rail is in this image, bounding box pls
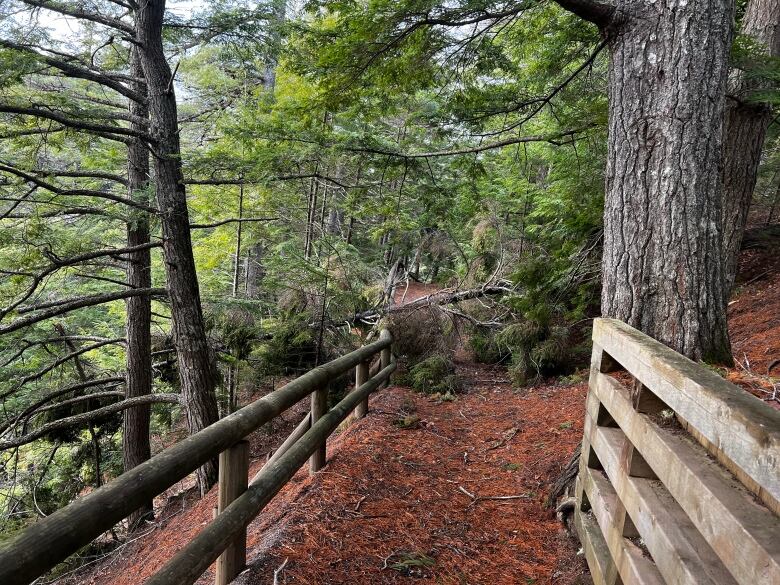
[575,319,780,585]
[0,330,395,585]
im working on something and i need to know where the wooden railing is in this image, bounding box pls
[0,330,394,585]
[576,319,780,585]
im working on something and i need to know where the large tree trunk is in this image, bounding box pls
[137,0,219,495]
[721,0,780,297]
[599,0,734,364]
[124,46,154,528]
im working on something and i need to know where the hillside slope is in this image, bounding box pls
[75,366,588,585]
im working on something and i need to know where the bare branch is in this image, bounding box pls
[0,394,181,450]
[190,217,279,229]
[0,377,125,429]
[0,105,148,143]
[0,288,167,335]
[0,40,144,104]
[0,242,162,319]
[0,162,156,213]
[350,128,591,159]
[18,0,135,35]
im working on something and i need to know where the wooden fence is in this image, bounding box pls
[575,318,780,585]
[0,330,394,585]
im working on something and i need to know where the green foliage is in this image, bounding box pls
[498,319,576,387]
[468,329,506,364]
[253,313,317,377]
[408,355,461,395]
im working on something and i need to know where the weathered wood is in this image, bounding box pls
[592,371,780,585]
[354,361,369,419]
[589,423,738,585]
[309,386,328,473]
[215,441,249,585]
[147,360,397,585]
[260,412,310,475]
[593,318,780,510]
[580,466,665,585]
[380,329,392,388]
[574,506,614,585]
[0,334,392,585]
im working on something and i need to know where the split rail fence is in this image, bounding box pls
[576,318,780,585]
[0,329,394,585]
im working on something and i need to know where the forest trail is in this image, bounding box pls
[69,235,780,585]
[74,365,589,585]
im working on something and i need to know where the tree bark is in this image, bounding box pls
[597,0,734,363]
[721,0,780,298]
[136,0,219,495]
[124,45,154,528]
[245,243,265,299]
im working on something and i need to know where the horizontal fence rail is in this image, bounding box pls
[0,330,395,585]
[575,319,780,585]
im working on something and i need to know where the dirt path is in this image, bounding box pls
[229,364,588,585]
[75,364,587,585]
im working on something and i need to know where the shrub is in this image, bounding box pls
[409,355,461,394]
[468,330,506,363]
[499,318,577,386]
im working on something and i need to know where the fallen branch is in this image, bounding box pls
[273,557,289,585]
[350,283,513,324]
[485,426,519,451]
[457,485,530,508]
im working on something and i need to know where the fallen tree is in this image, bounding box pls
[351,282,513,325]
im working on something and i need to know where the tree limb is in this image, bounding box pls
[553,0,616,27]
[189,217,279,229]
[0,288,167,335]
[0,105,148,143]
[0,394,181,450]
[0,162,156,213]
[0,242,162,319]
[18,0,135,35]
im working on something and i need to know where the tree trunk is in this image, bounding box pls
[231,183,244,297]
[599,0,734,363]
[124,46,154,527]
[137,0,219,495]
[245,243,265,299]
[721,0,780,298]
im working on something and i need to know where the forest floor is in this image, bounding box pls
[726,229,780,408]
[73,367,589,585]
[64,232,780,585]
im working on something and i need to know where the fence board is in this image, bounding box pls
[590,424,737,585]
[592,372,780,585]
[593,318,780,510]
[579,468,665,585]
[575,319,780,585]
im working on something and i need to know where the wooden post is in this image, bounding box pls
[215,440,249,585]
[380,329,392,388]
[354,360,369,418]
[576,342,621,585]
[309,386,327,473]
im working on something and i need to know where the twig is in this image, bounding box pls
[273,557,289,585]
[457,485,530,508]
[458,486,476,499]
[354,495,367,512]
